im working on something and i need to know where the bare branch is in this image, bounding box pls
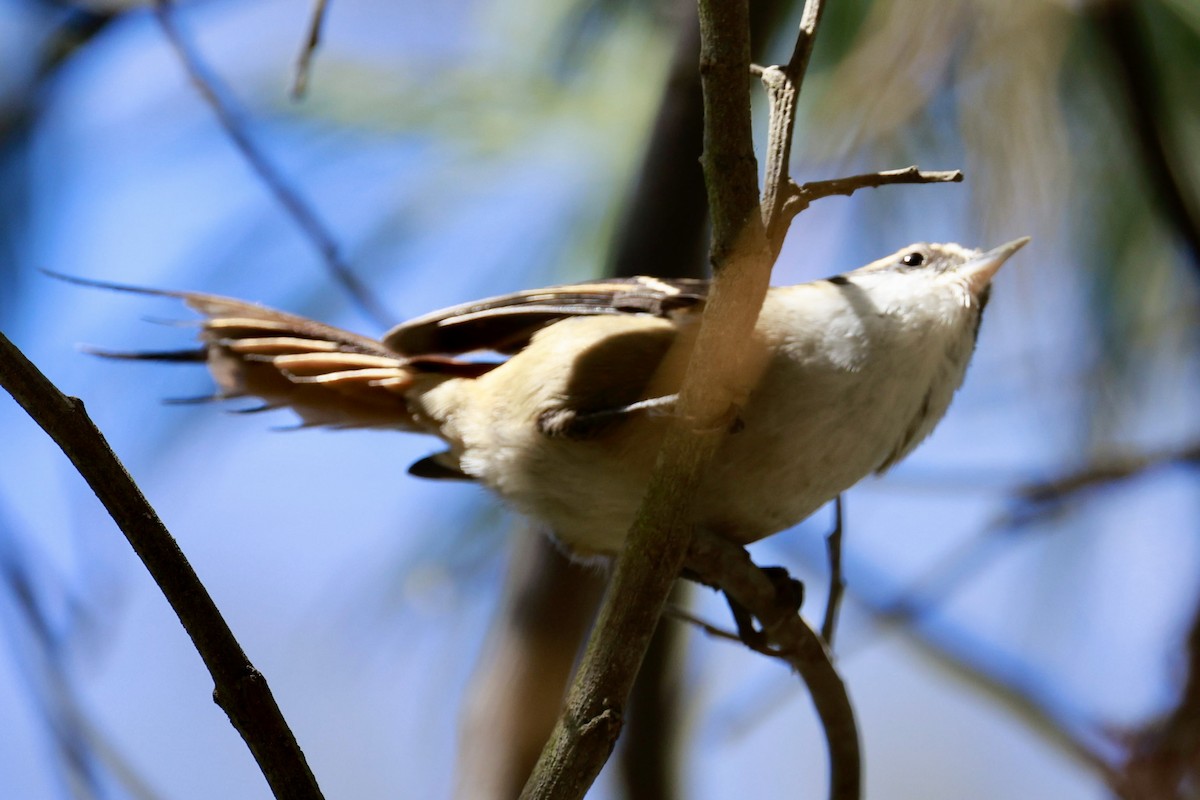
[821,495,845,645]
[760,0,826,252]
[290,0,330,100]
[1014,442,1200,511]
[780,167,964,229]
[0,331,324,800]
[151,0,393,329]
[664,604,747,645]
[519,0,778,795]
[697,0,767,265]
[759,65,799,245]
[784,0,824,80]
[667,605,813,663]
[686,533,860,800]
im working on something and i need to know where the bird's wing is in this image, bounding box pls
[382,276,710,356]
[56,272,703,436]
[52,273,488,430]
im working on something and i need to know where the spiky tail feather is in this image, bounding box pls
[54,272,479,431]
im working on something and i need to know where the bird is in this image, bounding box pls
[70,237,1028,559]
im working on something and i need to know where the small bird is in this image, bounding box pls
[76,238,1028,558]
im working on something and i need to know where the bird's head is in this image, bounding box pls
[832,237,1030,335]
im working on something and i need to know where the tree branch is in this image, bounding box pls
[519,0,775,796]
[290,0,330,100]
[0,331,324,800]
[821,495,845,645]
[686,533,860,800]
[780,167,964,232]
[760,0,826,250]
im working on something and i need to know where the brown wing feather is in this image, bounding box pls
[54,274,473,430]
[57,272,705,432]
[383,276,709,356]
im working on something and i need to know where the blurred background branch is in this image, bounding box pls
[290,0,329,100]
[1089,0,1200,278]
[151,0,393,328]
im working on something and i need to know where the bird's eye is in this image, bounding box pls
[901,252,925,267]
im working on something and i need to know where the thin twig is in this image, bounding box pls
[664,604,742,643]
[759,65,799,246]
[783,0,824,81]
[780,167,964,230]
[665,603,787,658]
[821,495,845,646]
[1015,442,1200,510]
[760,0,826,253]
[687,533,860,800]
[151,0,393,329]
[0,331,324,800]
[756,1,962,256]
[290,0,330,100]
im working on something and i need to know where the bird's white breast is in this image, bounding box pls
[695,282,978,542]
[428,277,982,556]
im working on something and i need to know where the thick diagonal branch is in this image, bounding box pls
[518,0,773,797]
[0,331,324,800]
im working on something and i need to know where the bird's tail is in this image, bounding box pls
[55,273,494,431]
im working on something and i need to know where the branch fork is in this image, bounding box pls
[521,0,972,797]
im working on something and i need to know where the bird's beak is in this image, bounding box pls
[960,237,1030,294]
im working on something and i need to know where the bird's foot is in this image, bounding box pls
[726,566,804,651]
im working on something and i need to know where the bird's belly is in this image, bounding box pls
[472,433,656,556]
[695,435,846,543]
[457,346,931,556]
[473,405,885,555]
[694,369,920,543]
